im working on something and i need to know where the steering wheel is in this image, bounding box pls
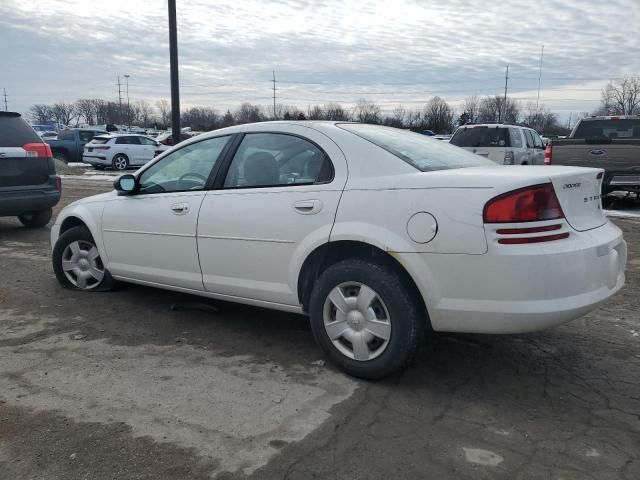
[177,172,208,189]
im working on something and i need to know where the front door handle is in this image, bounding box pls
[293,199,323,215]
[170,202,190,215]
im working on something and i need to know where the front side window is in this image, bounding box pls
[223,133,332,188]
[138,136,230,194]
[139,136,157,146]
[342,124,493,172]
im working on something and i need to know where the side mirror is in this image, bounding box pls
[114,174,138,195]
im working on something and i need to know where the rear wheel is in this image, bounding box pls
[53,151,68,163]
[18,208,52,228]
[309,258,422,379]
[112,154,129,171]
[52,226,114,291]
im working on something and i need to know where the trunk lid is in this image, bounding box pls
[547,168,606,231]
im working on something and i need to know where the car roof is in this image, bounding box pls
[581,115,640,121]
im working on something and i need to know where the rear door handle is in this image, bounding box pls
[170,202,190,215]
[293,199,323,215]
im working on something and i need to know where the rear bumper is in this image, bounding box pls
[399,221,626,334]
[0,188,60,216]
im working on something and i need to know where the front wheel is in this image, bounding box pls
[52,226,115,291]
[309,258,423,379]
[112,154,129,171]
[18,208,52,228]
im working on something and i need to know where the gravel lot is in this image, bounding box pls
[1,171,639,480]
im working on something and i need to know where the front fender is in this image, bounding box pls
[51,201,108,265]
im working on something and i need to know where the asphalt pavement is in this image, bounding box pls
[0,170,638,480]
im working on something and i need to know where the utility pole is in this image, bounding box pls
[272,70,277,119]
[536,45,544,110]
[117,76,123,124]
[168,0,181,145]
[501,64,509,123]
[2,88,7,111]
[124,74,130,129]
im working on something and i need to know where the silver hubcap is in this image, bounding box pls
[61,240,104,289]
[323,282,391,361]
[114,157,127,169]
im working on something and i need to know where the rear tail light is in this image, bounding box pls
[596,171,604,180]
[503,151,515,165]
[484,183,564,223]
[23,142,52,158]
[543,144,552,165]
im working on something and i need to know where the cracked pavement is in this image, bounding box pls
[0,175,639,479]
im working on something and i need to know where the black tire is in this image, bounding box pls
[18,208,52,228]
[52,226,115,291]
[309,258,423,380]
[112,154,129,171]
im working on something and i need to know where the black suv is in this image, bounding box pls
[0,112,61,227]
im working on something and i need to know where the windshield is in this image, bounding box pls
[573,119,640,139]
[450,126,512,148]
[338,123,493,171]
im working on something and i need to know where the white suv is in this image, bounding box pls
[450,123,546,165]
[83,134,168,171]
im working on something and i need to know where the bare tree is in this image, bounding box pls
[29,104,54,124]
[135,100,154,127]
[405,109,423,129]
[383,105,406,128]
[155,99,171,127]
[478,96,520,123]
[234,103,263,124]
[221,110,234,127]
[599,76,640,115]
[462,95,479,124]
[422,96,454,133]
[75,99,96,125]
[51,102,77,126]
[307,105,324,120]
[352,99,381,124]
[324,102,350,121]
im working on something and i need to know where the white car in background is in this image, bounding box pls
[450,123,546,165]
[52,122,626,379]
[82,134,168,170]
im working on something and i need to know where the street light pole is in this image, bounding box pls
[124,74,130,130]
[168,0,181,145]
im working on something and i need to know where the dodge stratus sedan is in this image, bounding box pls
[51,122,627,379]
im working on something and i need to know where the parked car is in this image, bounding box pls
[450,123,546,165]
[544,115,640,194]
[82,134,168,170]
[1,112,60,227]
[47,128,107,163]
[51,122,626,379]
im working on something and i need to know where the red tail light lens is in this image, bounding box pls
[484,183,564,223]
[23,142,53,158]
[543,144,552,165]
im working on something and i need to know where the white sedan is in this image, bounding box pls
[51,122,627,379]
[82,134,168,171]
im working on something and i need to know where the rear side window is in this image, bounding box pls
[224,133,333,188]
[510,129,523,148]
[0,115,41,146]
[78,130,97,142]
[573,119,640,139]
[89,137,111,145]
[340,124,493,172]
[116,136,141,145]
[450,127,511,148]
[523,130,535,148]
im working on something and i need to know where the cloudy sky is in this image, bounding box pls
[1,0,639,122]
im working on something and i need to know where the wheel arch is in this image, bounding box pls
[54,207,109,265]
[297,240,432,330]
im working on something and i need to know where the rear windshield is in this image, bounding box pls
[450,126,512,148]
[0,115,41,146]
[573,119,640,139]
[88,136,112,145]
[338,124,493,172]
